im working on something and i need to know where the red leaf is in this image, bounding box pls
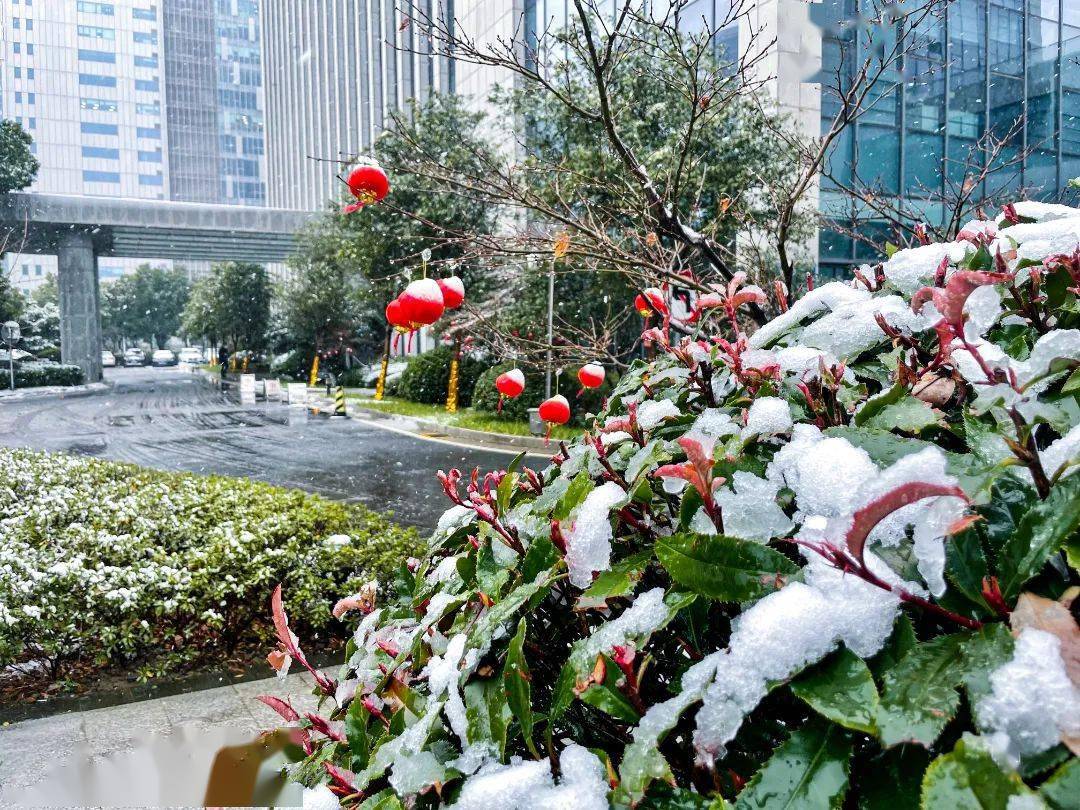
[255,694,299,723]
[845,482,968,561]
[270,584,293,651]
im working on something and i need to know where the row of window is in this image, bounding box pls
[76,49,159,69]
[76,2,156,20]
[79,145,161,162]
[78,26,158,45]
[80,121,161,139]
[78,74,159,92]
[78,97,159,116]
[83,170,162,185]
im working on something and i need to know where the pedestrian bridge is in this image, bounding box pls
[0,192,319,381]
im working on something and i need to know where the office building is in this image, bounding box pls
[261,0,457,211]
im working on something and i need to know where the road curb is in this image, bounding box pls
[0,381,111,403]
[350,405,551,453]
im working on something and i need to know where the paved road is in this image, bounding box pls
[0,367,535,532]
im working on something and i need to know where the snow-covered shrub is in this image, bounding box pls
[263,200,1080,808]
[13,360,83,388]
[0,449,419,690]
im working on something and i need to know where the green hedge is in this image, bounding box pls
[472,362,612,426]
[13,361,84,388]
[0,449,420,688]
[397,346,489,406]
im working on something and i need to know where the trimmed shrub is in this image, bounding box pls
[472,362,613,425]
[0,449,420,688]
[264,200,1080,808]
[396,346,489,406]
[13,360,84,388]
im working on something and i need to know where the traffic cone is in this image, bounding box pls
[332,385,348,417]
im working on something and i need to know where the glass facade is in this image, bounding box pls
[818,0,1080,273]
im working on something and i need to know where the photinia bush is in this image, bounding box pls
[263,200,1080,809]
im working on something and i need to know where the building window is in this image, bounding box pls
[26,67,34,79]
[78,25,115,39]
[136,126,161,139]
[12,67,20,78]
[77,2,116,14]
[132,31,157,44]
[134,78,158,92]
[79,73,117,87]
[135,102,159,115]
[82,170,120,183]
[132,7,156,20]
[82,145,120,159]
[137,149,162,162]
[138,173,163,186]
[80,121,119,135]
[81,97,118,112]
[133,55,157,68]
[79,48,116,63]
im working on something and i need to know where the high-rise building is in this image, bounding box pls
[261,0,456,211]
[0,0,265,208]
[0,0,169,200]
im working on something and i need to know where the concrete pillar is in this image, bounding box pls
[57,230,103,383]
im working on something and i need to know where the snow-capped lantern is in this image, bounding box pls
[495,369,525,398]
[437,276,465,310]
[399,278,445,327]
[345,162,390,211]
[634,287,667,318]
[494,368,525,413]
[577,363,605,389]
[538,394,571,425]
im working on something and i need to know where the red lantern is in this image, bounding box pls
[399,278,445,327]
[634,287,668,318]
[538,394,571,425]
[437,276,465,309]
[346,163,390,208]
[385,298,409,331]
[577,363,605,389]
[495,369,525,398]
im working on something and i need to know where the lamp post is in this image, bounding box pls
[2,321,21,391]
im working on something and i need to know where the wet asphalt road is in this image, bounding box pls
[0,367,533,533]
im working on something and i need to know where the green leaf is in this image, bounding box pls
[579,655,641,724]
[496,470,518,515]
[679,485,705,531]
[856,384,938,434]
[357,790,404,810]
[507,450,526,475]
[875,633,970,748]
[734,721,852,810]
[944,527,990,612]
[345,693,372,770]
[577,550,652,610]
[521,536,557,585]
[921,735,1035,808]
[885,241,900,258]
[503,618,537,756]
[868,614,916,679]
[464,677,511,757]
[476,541,509,597]
[957,623,1013,708]
[791,648,880,735]
[656,533,798,602]
[468,572,552,648]
[1040,759,1080,810]
[554,472,594,521]
[998,474,1080,599]
[626,438,674,484]
[641,784,729,808]
[855,747,929,810]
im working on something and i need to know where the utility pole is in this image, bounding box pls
[2,321,21,391]
[545,258,555,398]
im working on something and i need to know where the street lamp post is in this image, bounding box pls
[2,321,21,391]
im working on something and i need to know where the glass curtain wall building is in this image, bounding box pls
[818,0,1080,274]
[261,0,455,211]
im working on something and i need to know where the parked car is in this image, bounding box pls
[124,347,146,366]
[177,347,203,365]
[151,349,177,367]
[101,350,117,368]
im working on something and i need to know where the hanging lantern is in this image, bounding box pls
[494,368,525,413]
[437,276,465,309]
[577,363,605,389]
[385,298,410,332]
[538,394,571,425]
[344,162,390,212]
[399,278,445,327]
[634,287,668,318]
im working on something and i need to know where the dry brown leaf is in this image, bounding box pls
[1010,589,1080,685]
[553,232,571,259]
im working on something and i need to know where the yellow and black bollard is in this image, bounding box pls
[333,385,348,417]
[308,354,320,388]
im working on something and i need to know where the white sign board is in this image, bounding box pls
[265,379,282,400]
[287,383,307,406]
[239,374,256,403]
